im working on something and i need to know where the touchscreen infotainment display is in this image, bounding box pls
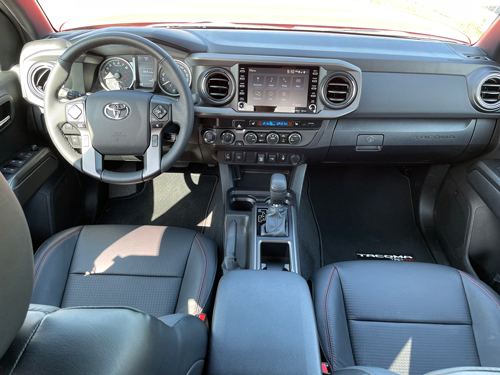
[246,66,310,108]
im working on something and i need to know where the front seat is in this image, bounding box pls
[0,174,216,375]
[31,225,217,318]
[311,261,500,375]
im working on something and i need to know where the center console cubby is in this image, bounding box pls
[206,270,322,375]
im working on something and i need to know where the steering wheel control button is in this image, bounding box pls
[152,123,163,128]
[82,135,90,148]
[153,105,168,119]
[152,135,159,147]
[68,105,82,120]
[203,130,217,144]
[266,133,279,145]
[244,132,258,144]
[221,131,235,144]
[288,133,302,145]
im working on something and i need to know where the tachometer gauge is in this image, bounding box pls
[99,57,135,91]
[158,60,192,96]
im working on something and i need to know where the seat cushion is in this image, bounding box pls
[31,225,217,317]
[0,304,207,375]
[311,261,500,375]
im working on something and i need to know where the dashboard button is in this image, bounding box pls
[257,154,266,163]
[246,152,257,163]
[224,152,232,161]
[257,133,267,143]
[293,121,301,127]
[268,154,277,163]
[235,141,244,146]
[233,120,245,129]
[279,134,288,144]
[221,131,236,144]
[289,133,302,145]
[249,120,257,126]
[244,132,258,144]
[279,153,288,163]
[266,132,279,145]
[235,152,244,162]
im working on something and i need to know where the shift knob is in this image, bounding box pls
[269,173,287,206]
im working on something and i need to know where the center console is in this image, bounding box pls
[206,270,322,375]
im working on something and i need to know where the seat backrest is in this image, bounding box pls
[0,174,33,358]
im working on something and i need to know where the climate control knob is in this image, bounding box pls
[266,132,279,145]
[203,130,216,144]
[244,132,258,144]
[221,131,235,144]
[288,133,302,145]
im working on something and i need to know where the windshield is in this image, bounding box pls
[38,0,499,44]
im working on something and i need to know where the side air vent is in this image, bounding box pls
[199,68,235,106]
[28,63,53,98]
[321,72,357,109]
[476,74,500,110]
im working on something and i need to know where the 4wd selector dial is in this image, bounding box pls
[266,132,279,145]
[221,131,235,144]
[244,132,258,144]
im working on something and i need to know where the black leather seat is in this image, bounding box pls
[311,261,500,375]
[31,225,217,318]
[0,173,218,375]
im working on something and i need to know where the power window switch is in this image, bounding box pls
[8,159,25,167]
[1,167,17,174]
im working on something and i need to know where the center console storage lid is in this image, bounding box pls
[207,270,321,375]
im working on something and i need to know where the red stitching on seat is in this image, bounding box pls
[459,271,500,311]
[322,266,336,371]
[194,234,207,315]
[327,268,338,371]
[33,227,82,288]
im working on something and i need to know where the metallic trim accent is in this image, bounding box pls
[475,73,500,111]
[199,67,236,106]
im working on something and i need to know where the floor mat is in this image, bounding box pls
[98,172,218,233]
[308,167,435,265]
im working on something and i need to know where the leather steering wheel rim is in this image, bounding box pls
[44,31,194,184]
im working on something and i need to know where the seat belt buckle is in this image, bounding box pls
[198,313,206,322]
[321,362,331,374]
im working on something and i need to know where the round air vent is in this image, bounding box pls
[28,63,53,98]
[320,72,357,109]
[199,68,235,106]
[476,74,500,110]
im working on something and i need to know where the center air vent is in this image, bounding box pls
[28,63,53,98]
[200,68,235,106]
[477,74,500,110]
[321,72,357,109]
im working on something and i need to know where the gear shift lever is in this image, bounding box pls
[262,174,288,237]
[269,173,287,206]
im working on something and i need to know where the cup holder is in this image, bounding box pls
[228,198,254,211]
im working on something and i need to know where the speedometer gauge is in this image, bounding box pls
[158,60,192,96]
[99,57,135,91]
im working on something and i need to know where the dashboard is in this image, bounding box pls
[18,27,500,167]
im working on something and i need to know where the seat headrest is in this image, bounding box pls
[0,174,33,358]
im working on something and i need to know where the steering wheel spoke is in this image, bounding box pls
[80,128,103,180]
[65,96,88,129]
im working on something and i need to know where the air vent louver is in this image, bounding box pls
[28,63,53,98]
[200,68,235,105]
[478,75,500,110]
[321,73,356,109]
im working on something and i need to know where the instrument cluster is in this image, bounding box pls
[97,55,192,96]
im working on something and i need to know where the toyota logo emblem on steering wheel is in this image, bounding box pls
[104,102,130,120]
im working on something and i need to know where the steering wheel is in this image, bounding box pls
[44,32,194,184]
